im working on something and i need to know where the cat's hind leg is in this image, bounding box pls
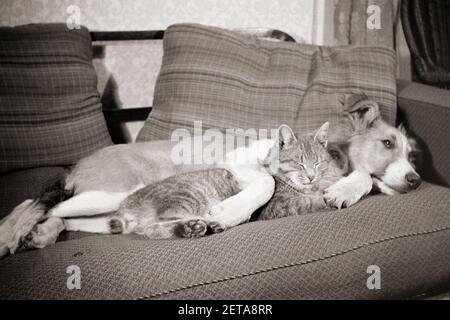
[141,219,225,239]
[179,219,208,238]
[143,220,181,239]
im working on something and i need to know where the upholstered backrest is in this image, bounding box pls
[137,23,397,142]
[0,23,112,172]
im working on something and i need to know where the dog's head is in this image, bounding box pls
[341,94,422,194]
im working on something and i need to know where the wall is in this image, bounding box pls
[3,1,409,141]
[1,0,325,141]
[0,0,317,42]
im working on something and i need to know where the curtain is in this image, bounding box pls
[331,0,411,80]
[334,0,395,47]
[402,0,450,88]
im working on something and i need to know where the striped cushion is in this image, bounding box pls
[137,23,397,141]
[0,24,112,172]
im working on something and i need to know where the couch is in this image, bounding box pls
[0,24,449,300]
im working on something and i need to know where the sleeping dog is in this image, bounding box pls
[325,94,421,209]
[0,94,421,258]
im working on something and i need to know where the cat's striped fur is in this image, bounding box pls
[257,123,345,220]
[108,168,241,238]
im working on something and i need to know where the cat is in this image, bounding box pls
[106,168,241,239]
[73,122,344,240]
[256,122,346,220]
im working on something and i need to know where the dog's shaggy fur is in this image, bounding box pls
[324,94,421,208]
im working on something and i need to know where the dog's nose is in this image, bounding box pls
[406,172,421,190]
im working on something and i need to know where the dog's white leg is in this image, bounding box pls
[209,174,275,228]
[49,186,142,218]
[64,216,114,233]
[324,170,373,209]
[372,177,399,196]
[209,138,276,228]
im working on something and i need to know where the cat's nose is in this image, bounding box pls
[306,173,315,182]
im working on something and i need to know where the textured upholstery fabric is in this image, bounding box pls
[0,166,68,218]
[1,182,449,300]
[0,24,112,172]
[137,23,397,142]
[397,80,450,187]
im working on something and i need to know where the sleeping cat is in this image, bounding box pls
[81,122,344,239]
[107,168,240,239]
[256,123,346,220]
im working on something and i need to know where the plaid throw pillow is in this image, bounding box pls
[137,23,397,141]
[0,24,112,172]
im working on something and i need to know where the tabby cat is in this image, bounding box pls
[256,122,346,220]
[109,168,240,239]
[105,123,345,239]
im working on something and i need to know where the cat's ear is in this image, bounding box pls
[277,125,297,150]
[314,122,329,148]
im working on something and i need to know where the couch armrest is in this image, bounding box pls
[397,80,450,187]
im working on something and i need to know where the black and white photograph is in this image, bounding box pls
[0,0,449,305]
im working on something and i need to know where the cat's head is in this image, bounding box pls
[263,123,332,189]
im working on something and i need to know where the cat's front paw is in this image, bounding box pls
[181,219,208,238]
[206,221,225,234]
[324,182,361,209]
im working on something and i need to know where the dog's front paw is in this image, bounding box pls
[0,243,9,259]
[324,182,362,209]
[22,226,51,249]
[0,227,13,259]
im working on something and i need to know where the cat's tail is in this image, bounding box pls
[0,179,73,258]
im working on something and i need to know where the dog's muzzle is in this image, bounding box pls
[406,172,421,190]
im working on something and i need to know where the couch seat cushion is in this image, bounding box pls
[0,182,449,299]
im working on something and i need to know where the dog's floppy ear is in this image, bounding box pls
[338,93,368,107]
[341,93,381,130]
[277,124,297,150]
[313,122,329,148]
[398,123,408,136]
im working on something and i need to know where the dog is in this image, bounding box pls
[325,94,422,208]
[0,94,421,258]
